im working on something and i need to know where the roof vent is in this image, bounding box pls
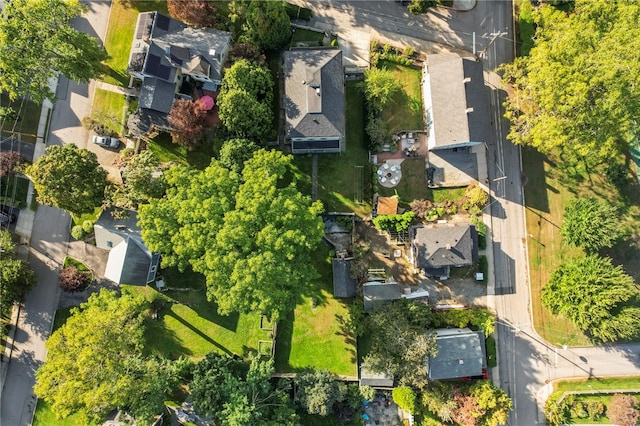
[302,80,306,85]
[316,87,321,96]
[209,48,216,56]
[457,358,464,365]
[446,244,451,250]
[465,107,474,113]
[463,77,471,83]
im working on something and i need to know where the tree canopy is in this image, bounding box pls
[608,394,640,426]
[361,68,402,111]
[108,150,167,209]
[28,144,108,216]
[561,197,624,253]
[362,299,437,386]
[167,99,207,150]
[167,0,218,27]
[0,151,26,177]
[501,1,640,166]
[245,1,291,50]
[0,0,107,104]
[219,138,260,173]
[190,352,298,425]
[222,59,273,103]
[294,369,345,417]
[34,289,180,424]
[217,88,272,140]
[542,254,640,342]
[138,149,324,318]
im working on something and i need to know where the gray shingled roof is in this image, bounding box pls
[428,328,485,380]
[284,49,345,142]
[332,258,357,298]
[127,108,170,137]
[425,53,491,149]
[363,281,402,311]
[139,77,176,113]
[412,224,476,270]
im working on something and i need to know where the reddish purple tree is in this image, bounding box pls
[167,0,218,27]
[59,265,91,292]
[167,99,207,151]
[0,151,26,176]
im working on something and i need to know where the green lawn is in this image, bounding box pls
[102,1,169,86]
[290,28,323,47]
[0,176,30,208]
[0,92,41,143]
[92,89,126,135]
[379,60,423,133]
[432,187,466,203]
[123,270,271,360]
[33,400,99,426]
[147,132,214,170]
[378,157,430,204]
[293,81,372,217]
[275,245,358,377]
[524,147,640,345]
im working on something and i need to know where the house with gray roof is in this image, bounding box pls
[284,48,345,154]
[94,208,160,286]
[411,223,477,278]
[427,328,486,380]
[127,11,232,137]
[422,53,491,187]
[363,281,402,311]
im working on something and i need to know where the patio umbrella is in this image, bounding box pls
[199,95,215,111]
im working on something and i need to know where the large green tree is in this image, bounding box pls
[108,150,167,209]
[361,68,402,111]
[294,369,344,417]
[363,299,437,386]
[28,144,108,216]
[0,0,107,104]
[217,88,272,140]
[561,198,624,253]
[245,1,291,50]
[501,1,640,166]
[219,138,260,173]
[542,255,640,342]
[139,149,324,318]
[190,353,298,425]
[222,59,273,103]
[34,289,180,424]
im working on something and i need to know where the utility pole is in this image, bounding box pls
[476,31,508,60]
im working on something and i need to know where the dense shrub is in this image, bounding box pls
[393,386,417,414]
[71,225,85,240]
[59,265,91,292]
[82,220,94,234]
[608,394,640,426]
[372,211,415,231]
[585,400,604,420]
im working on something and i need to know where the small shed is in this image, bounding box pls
[377,196,399,216]
[363,281,402,311]
[332,258,357,298]
[359,366,394,388]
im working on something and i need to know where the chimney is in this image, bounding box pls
[463,77,471,84]
[446,244,451,250]
[465,107,474,114]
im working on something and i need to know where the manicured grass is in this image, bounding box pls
[147,132,214,170]
[102,1,169,86]
[523,147,640,346]
[378,157,430,203]
[0,176,29,208]
[555,377,640,393]
[293,81,372,217]
[290,28,323,46]
[486,336,497,368]
[71,207,102,228]
[379,60,423,133]
[33,400,99,426]
[123,276,270,360]
[432,187,466,203]
[275,245,358,377]
[91,89,126,135]
[0,92,41,143]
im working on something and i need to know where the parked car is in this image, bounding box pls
[0,204,17,223]
[92,135,120,150]
[0,212,10,226]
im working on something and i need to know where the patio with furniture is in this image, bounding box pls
[377,162,402,188]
